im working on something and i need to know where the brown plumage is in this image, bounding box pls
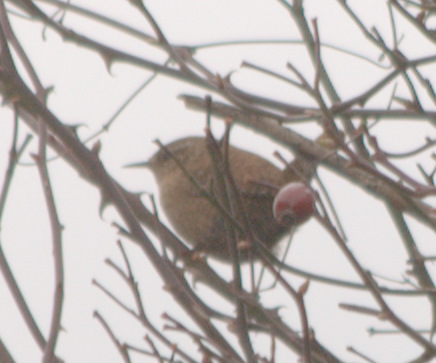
[145,136,314,261]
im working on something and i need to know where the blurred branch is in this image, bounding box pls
[317,209,436,353]
[0,111,48,356]
[33,121,64,363]
[387,206,436,337]
[0,0,435,361]
[0,339,14,363]
[94,311,131,363]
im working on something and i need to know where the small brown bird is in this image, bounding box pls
[133,136,314,262]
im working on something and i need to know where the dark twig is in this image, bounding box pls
[0,109,54,357]
[94,311,131,363]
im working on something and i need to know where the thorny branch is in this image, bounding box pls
[0,1,436,362]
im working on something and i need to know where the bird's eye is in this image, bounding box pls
[155,143,189,165]
[156,149,173,164]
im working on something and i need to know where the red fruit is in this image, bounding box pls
[273,182,315,225]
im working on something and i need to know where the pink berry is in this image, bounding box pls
[273,182,315,225]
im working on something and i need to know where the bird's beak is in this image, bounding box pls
[124,161,150,169]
